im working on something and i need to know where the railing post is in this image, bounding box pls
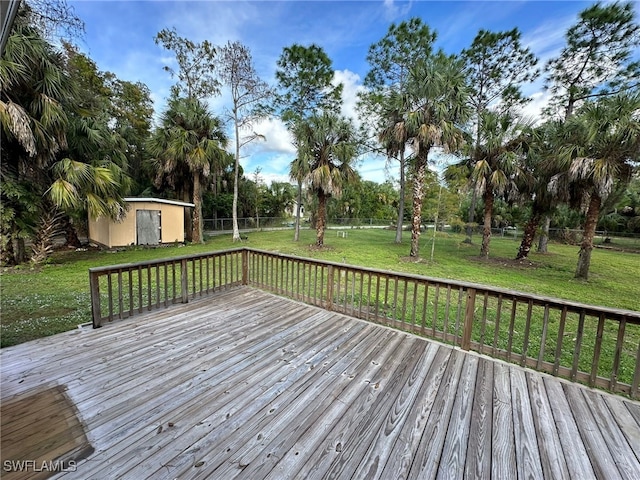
[181,258,189,303]
[89,270,102,328]
[462,288,476,350]
[242,249,249,286]
[326,265,334,311]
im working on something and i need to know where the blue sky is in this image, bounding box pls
[69,0,630,185]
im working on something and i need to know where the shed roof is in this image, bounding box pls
[124,197,195,208]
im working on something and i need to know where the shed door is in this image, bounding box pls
[136,210,161,245]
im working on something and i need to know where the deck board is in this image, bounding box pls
[1,286,639,480]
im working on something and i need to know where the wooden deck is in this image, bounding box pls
[2,287,639,479]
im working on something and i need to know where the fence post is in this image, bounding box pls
[242,249,248,285]
[462,288,476,350]
[89,270,102,328]
[181,258,189,303]
[326,265,334,311]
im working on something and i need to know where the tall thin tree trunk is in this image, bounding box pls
[192,173,203,244]
[516,208,541,260]
[480,188,493,259]
[294,179,302,242]
[409,151,427,258]
[395,151,405,244]
[466,113,482,245]
[182,187,193,242]
[316,191,327,247]
[232,111,241,242]
[575,193,600,280]
[537,215,551,253]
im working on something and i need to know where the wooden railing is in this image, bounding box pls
[89,248,640,398]
[89,249,245,327]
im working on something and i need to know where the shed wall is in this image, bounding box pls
[88,201,187,248]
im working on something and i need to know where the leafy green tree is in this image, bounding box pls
[263,182,296,218]
[148,97,229,244]
[108,78,154,192]
[329,179,399,222]
[293,112,358,246]
[217,41,273,242]
[154,28,223,240]
[545,1,639,119]
[275,43,342,241]
[154,28,219,100]
[461,28,538,244]
[0,13,128,264]
[519,2,639,259]
[614,175,640,233]
[472,111,533,258]
[556,92,640,279]
[515,122,563,259]
[20,0,84,43]
[403,52,470,257]
[361,18,437,243]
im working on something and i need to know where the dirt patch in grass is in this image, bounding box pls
[468,256,539,269]
[399,256,427,264]
[308,245,335,253]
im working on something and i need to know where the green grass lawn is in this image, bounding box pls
[1,227,638,348]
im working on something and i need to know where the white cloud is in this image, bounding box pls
[332,69,367,127]
[521,15,573,64]
[242,118,296,156]
[258,171,294,186]
[520,91,553,124]
[383,0,413,21]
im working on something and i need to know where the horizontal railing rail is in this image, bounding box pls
[89,247,640,398]
[89,249,245,328]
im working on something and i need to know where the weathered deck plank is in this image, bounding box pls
[1,287,639,480]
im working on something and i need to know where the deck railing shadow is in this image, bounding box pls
[89,247,640,398]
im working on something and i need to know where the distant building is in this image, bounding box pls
[88,198,194,248]
[287,200,305,219]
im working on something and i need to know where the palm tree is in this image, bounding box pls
[556,92,640,279]
[293,112,358,246]
[515,121,565,260]
[148,97,229,244]
[1,14,128,264]
[403,52,470,258]
[472,111,533,259]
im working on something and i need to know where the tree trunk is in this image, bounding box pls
[62,215,81,248]
[464,186,478,244]
[30,209,61,265]
[192,173,204,244]
[575,193,600,280]
[537,215,551,253]
[516,209,541,260]
[466,113,482,245]
[16,237,27,264]
[480,188,493,259]
[316,191,327,247]
[395,151,405,244]
[182,188,193,242]
[294,179,302,242]
[409,151,427,258]
[232,111,241,242]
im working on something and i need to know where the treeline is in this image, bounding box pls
[1,1,639,282]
